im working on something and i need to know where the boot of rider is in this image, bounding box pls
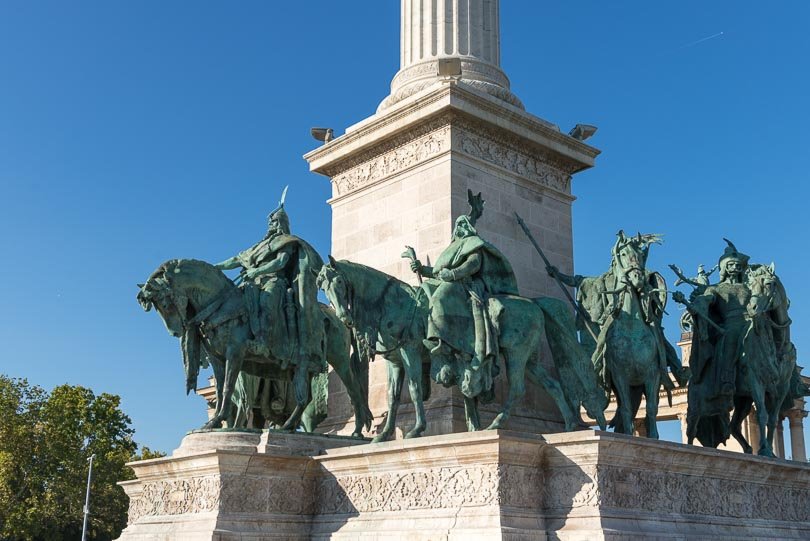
[283,287,299,369]
[426,340,456,388]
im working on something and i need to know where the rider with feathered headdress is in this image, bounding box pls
[215,187,325,376]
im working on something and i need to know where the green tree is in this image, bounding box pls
[0,376,159,541]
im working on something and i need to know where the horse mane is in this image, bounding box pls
[748,264,792,351]
[165,258,234,291]
[331,259,417,361]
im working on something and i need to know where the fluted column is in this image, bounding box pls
[400,0,499,67]
[380,0,522,111]
[677,411,689,444]
[789,409,808,462]
[746,412,760,451]
[775,420,786,458]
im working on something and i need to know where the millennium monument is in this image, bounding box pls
[120,1,810,539]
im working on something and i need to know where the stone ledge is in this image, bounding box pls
[304,83,600,182]
[117,429,810,540]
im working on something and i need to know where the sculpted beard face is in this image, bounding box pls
[453,218,475,240]
[265,219,281,239]
[723,259,744,282]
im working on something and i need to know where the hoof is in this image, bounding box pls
[758,448,775,458]
[371,433,390,444]
[485,421,502,431]
[743,446,753,454]
[404,428,424,439]
[350,432,364,439]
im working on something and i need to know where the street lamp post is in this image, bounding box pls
[81,454,95,541]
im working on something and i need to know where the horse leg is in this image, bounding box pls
[204,347,244,429]
[765,395,781,459]
[209,358,225,425]
[730,396,754,454]
[487,353,527,431]
[527,361,579,432]
[281,365,312,431]
[464,396,481,431]
[613,378,634,436]
[643,377,660,440]
[752,386,773,457]
[328,350,370,439]
[401,346,426,439]
[372,359,404,443]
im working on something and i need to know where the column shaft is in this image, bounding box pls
[775,421,785,459]
[790,415,807,462]
[382,0,521,112]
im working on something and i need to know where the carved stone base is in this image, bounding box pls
[118,430,810,540]
[116,430,366,541]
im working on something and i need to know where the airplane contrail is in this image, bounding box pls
[679,31,725,50]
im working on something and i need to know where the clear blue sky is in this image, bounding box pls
[1,2,808,455]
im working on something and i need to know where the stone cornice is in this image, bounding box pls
[304,82,600,178]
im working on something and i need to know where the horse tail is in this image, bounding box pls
[350,330,373,431]
[533,297,608,425]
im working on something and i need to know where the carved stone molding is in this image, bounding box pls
[599,466,810,521]
[328,111,575,200]
[390,59,511,91]
[331,124,451,197]
[543,463,810,523]
[456,126,571,193]
[220,474,315,516]
[315,463,539,515]
[317,464,500,514]
[127,476,221,524]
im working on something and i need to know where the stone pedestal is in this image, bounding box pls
[119,430,810,540]
[116,430,366,541]
[303,0,600,440]
[305,81,599,439]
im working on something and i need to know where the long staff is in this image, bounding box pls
[514,212,600,344]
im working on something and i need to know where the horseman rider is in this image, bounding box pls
[409,192,518,399]
[673,239,751,447]
[215,190,325,395]
[547,236,689,388]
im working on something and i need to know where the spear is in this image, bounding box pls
[514,212,599,344]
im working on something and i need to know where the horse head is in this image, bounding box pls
[611,231,661,291]
[138,260,186,338]
[317,256,354,328]
[138,259,234,395]
[747,263,778,318]
[139,259,234,334]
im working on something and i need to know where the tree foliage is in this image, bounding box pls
[0,376,161,541]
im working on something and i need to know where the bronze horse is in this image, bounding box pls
[138,258,372,437]
[318,257,606,441]
[728,264,797,456]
